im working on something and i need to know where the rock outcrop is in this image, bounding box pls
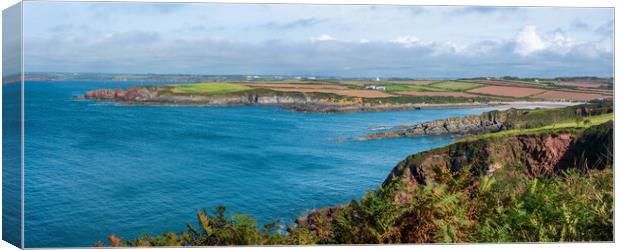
[360,102,613,140]
[85,88,156,101]
[360,114,508,140]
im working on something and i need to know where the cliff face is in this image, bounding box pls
[298,121,613,236]
[85,88,326,105]
[85,88,156,101]
[84,87,354,111]
[392,120,611,193]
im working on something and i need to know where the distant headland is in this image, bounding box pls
[74,74,612,113]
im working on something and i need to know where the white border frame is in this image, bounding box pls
[1,1,617,250]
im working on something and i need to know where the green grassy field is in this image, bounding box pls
[380,81,484,93]
[382,83,441,92]
[429,81,484,91]
[169,83,252,95]
[457,113,613,142]
[382,80,436,85]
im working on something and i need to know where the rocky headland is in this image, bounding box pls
[359,102,612,140]
[82,87,499,113]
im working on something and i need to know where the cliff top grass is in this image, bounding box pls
[457,112,614,143]
[169,82,252,95]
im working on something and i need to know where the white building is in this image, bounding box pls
[365,85,386,90]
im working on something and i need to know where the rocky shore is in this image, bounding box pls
[359,102,609,140]
[359,113,508,140]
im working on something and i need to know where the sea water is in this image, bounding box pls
[20,81,498,247]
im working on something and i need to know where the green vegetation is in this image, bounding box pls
[366,95,492,105]
[502,79,556,87]
[324,168,613,243]
[428,81,484,91]
[494,101,611,128]
[473,168,613,242]
[97,167,613,246]
[95,206,292,247]
[463,76,613,91]
[381,83,442,92]
[169,83,252,95]
[380,80,436,85]
[379,80,484,93]
[458,113,613,142]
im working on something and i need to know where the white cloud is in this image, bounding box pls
[514,25,546,56]
[546,32,575,55]
[390,35,420,48]
[310,34,336,42]
[514,25,580,57]
[359,38,370,44]
[442,41,467,54]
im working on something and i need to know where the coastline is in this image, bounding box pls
[80,90,583,113]
[80,82,592,114]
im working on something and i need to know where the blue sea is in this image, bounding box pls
[20,81,498,247]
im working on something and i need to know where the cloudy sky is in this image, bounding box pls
[23,2,614,78]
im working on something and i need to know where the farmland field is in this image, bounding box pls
[164,80,610,102]
[468,79,547,88]
[428,81,483,91]
[269,88,394,98]
[395,91,478,97]
[468,85,546,98]
[556,81,606,88]
[384,80,436,85]
[241,83,349,89]
[532,90,612,101]
[383,84,440,92]
[169,83,252,94]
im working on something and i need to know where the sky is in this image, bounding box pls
[22,2,614,78]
